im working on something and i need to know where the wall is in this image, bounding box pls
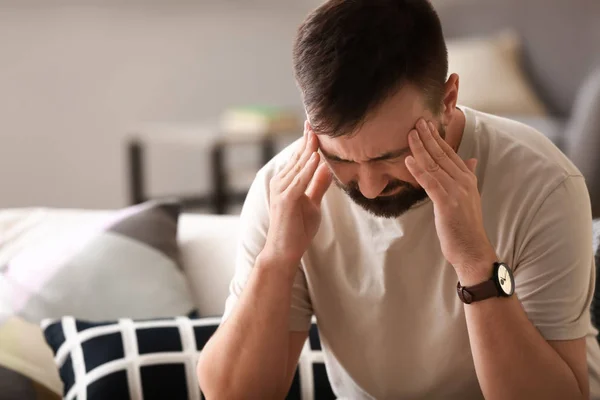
[0,2,316,209]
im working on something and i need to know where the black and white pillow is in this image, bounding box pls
[42,316,336,400]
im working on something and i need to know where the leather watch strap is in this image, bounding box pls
[456,279,499,304]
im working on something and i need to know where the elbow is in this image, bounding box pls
[197,354,283,400]
[196,353,230,399]
[196,354,260,400]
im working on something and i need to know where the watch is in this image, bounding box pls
[456,262,515,304]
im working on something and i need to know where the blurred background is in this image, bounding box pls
[1,0,599,216]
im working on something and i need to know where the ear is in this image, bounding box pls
[441,73,460,126]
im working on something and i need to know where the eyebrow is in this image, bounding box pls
[319,147,411,163]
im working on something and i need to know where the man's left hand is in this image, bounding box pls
[405,119,497,285]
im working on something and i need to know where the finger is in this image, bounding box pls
[427,121,470,174]
[405,155,448,203]
[278,122,310,178]
[306,162,333,204]
[416,119,464,179]
[285,151,322,197]
[465,158,478,173]
[408,128,455,190]
[279,131,319,188]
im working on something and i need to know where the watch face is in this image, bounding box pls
[497,263,514,296]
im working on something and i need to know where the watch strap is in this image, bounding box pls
[456,279,499,304]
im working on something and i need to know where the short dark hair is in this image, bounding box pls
[293,0,448,137]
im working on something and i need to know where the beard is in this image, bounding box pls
[334,122,446,218]
[334,176,428,218]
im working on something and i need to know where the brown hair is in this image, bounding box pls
[293,0,448,137]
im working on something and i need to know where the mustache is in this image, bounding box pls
[340,179,414,197]
[333,175,429,218]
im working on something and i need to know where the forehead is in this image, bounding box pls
[317,85,434,159]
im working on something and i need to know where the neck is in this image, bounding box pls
[444,107,466,154]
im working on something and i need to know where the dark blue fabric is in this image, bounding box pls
[137,327,181,354]
[59,354,75,396]
[141,364,188,400]
[87,370,129,400]
[82,332,124,373]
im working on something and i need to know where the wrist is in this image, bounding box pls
[455,253,498,287]
[256,250,301,283]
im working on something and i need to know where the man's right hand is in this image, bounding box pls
[263,122,333,267]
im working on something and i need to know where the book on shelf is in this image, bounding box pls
[220,105,301,136]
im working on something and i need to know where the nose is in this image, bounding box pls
[357,166,388,199]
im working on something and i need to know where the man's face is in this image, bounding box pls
[316,85,444,218]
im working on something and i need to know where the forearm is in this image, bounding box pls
[464,294,585,399]
[197,252,297,399]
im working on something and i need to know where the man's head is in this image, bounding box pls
[293,0,459,218]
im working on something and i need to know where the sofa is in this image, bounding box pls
[434,0,600,217]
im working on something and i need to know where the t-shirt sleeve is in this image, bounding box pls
[514,175,596,341]
[221,165,313,332]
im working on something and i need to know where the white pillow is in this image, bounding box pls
[0,201,195,324]
[178,214,240,317]
[447,31,548,116]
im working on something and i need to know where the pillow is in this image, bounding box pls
[0,199,194,324]
[447,31,548,116]
[42,316,336,400]
[177,214,241,317]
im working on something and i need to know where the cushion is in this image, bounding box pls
[447,31,548,116]
[42,316,335,400]
[178,214,240,317]
[0,209,113,272]
[0,199,194,324]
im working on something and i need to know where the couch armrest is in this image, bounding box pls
[563,66,600,218]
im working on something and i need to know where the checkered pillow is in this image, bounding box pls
[42,316,335,400]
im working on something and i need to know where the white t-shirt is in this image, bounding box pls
[224,107,600,399]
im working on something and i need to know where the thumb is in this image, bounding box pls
[306,163,333,204]
[466,158,478,174]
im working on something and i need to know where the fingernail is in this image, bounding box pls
[428,121,435,131]
[406,156,415,165]
[409,130,418,141]
[418,120,427,130]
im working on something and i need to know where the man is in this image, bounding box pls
[197,0,600,398]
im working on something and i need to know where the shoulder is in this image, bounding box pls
[470,108,580,180]
[468,108,584,210]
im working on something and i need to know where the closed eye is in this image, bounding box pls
[329,157,354,164]
[320,147,410,164]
